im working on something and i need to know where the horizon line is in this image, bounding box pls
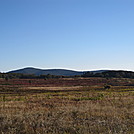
[1,66,134,73]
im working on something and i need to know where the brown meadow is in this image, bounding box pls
[0,78,134,134]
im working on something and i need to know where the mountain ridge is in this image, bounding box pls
[8,67,108,76]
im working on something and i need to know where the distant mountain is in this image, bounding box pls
[8,67,84,76]
[6,67,134,78]
[89,70,109,74]
[8,67,108,76]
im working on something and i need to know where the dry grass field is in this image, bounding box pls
[0,78,134,134]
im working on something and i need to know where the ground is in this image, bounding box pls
[0,78,134,134]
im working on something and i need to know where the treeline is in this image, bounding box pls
[82,70,134,78]
[0,73,81,79]
[1,70,134,79]
[0,73,68,79]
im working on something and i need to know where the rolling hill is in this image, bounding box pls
[8,67,107,76]
[8,67,84,76]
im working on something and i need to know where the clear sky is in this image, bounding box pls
[0,0,134,72]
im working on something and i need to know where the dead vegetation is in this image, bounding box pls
[0,78,134,134]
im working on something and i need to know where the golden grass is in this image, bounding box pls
[0,87,134,134]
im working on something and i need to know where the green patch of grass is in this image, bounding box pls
[14,97,26,101]
[73,93,105,101]
[0,95,26,102]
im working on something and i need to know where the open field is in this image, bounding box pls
[0,78,134,134]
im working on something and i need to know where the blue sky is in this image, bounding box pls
[0,0,134,72]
